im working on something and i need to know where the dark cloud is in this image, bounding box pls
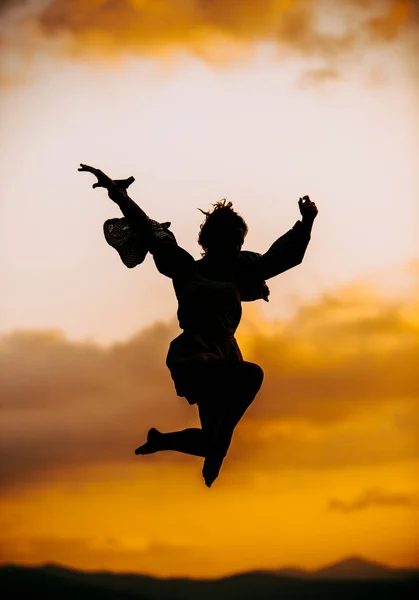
[0,320,196,491]
[1,280,418,491]
[0,0,26,15]
[329,489,419,512]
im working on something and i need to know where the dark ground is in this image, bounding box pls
[1,562,419,600]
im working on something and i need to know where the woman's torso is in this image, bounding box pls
[166,259,244,396]
[175,261,242,337]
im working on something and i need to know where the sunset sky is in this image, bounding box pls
[0,0,418,578]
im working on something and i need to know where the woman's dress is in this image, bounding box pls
[103,186,312,405]
[148,220,312,403]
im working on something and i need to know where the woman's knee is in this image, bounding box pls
[191,359,264,398]
[241,362,264,394]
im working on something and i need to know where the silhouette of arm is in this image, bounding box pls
[247,196,317,281]
[111,188,194,279]
[252,218,313,281]
[78,164,195,279]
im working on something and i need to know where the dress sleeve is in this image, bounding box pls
[247,220,312,281]
[148,229,195,280]
[109,185,195,280]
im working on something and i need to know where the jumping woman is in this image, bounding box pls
[79,164,318,487]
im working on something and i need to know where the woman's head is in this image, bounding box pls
[198,199,248,257]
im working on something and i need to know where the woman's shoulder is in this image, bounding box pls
[235,251,270,302]
[237,250,262,263]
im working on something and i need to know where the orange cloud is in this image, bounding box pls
[368,0,412,41]
[1,278,418,492]
[239,283,419,420]
[329,489,419,512]
[0,0,417,64]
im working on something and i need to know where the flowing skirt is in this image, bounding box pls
[166,330,243,404]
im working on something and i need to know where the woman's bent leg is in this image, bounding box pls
[202,361,264,487]
[135,360,263,473]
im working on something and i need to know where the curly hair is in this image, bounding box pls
[197,199,248,255]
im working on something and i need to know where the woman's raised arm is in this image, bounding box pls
[78,164,195,279]
[246,196,318,281]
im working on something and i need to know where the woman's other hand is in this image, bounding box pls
[298,195,318,223]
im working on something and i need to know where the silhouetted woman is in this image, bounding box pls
[79,164,318,486]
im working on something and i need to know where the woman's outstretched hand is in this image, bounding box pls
[78,164,135,202]
[78,164,115,190]
[298,195,318,223]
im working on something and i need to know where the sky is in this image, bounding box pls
[0,0,418,578]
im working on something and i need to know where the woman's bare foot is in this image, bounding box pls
[202,416,234,486]
[134,428,162,455]
[202,450,226,487]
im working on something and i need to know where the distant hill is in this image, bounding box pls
[277,555,419,580]
[1,557,418,600]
